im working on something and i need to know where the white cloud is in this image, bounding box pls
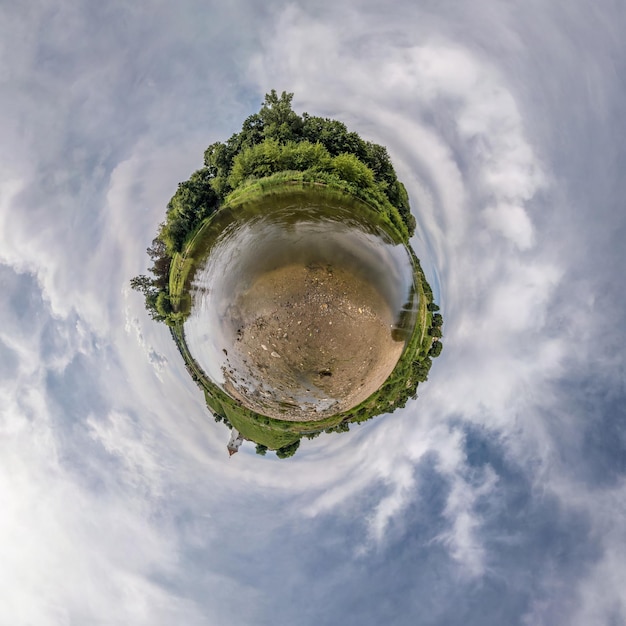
[248,0,553,543]
[0,288,203,625]
[1,0,625,623]
[483,203,535,250]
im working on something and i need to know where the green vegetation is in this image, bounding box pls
[132,91,443,459]
[131,91,415,322]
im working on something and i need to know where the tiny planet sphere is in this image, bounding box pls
[184,189,420,421]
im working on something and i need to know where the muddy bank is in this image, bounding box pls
[221,262,404,421]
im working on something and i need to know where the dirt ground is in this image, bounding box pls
[220,262,404,421]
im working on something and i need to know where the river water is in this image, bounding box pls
[184,187,419,420]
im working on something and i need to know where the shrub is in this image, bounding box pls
[428,341,443,358]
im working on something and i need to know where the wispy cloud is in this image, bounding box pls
[1,0,625,624]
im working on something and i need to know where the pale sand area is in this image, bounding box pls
[221,263,404,421]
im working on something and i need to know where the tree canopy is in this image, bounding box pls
[203,91,414,230]
[132,90,417,323]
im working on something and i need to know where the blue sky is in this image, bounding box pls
[1,1,625,624]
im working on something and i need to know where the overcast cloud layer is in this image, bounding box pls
[1,1,625,624]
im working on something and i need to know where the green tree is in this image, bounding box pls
[130,274,154,295]
[204,141,234,181]
[146,237,171,289]
[259,90,303,142]
[130,275,164,321]
[428,341,443,358]
[255,444,268,456]
[156,291,173,317]
[428,327,442,338]
[239,113,265,148]
[301,115,367,160]
[412,358,432,382]
[276,440,300,459]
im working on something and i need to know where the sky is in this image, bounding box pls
[1,1,625,624]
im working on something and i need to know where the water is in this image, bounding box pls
[184,187,419,420]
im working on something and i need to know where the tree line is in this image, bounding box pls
[131,91,416,321]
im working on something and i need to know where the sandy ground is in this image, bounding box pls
[221,263,404,421]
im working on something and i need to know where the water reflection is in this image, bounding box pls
[185,190,418,420]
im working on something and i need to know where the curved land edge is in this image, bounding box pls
[131,91,443,455]
[166,180,442,450]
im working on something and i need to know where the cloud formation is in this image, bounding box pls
[1,0,625,624]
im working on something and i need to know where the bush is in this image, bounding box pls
[228,139,332,189]
[428,341,443,358]
[156,292,173,317]
[412,358,432,382]
[276,440,300,459]
[330,153,375,188]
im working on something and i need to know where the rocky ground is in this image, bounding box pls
[221,262,404,421]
